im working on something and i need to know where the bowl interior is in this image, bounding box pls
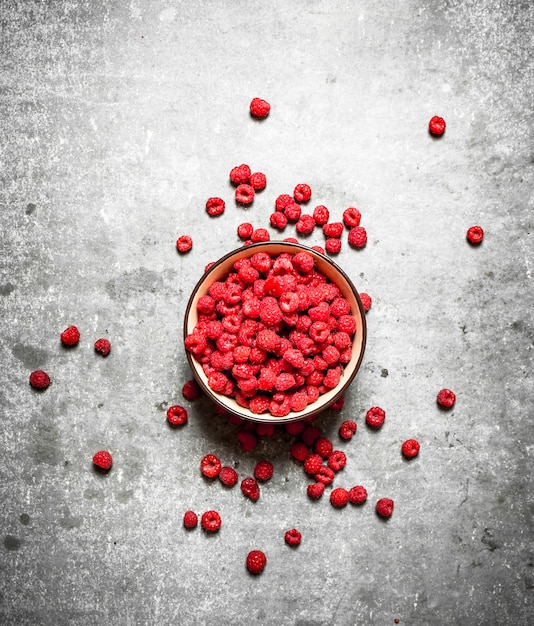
[184,241,366,423]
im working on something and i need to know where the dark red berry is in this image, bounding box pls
[348,485,367,505]
[236,430,258,452]
[366,406,386,429]
[230,164,251,185]
[176,236,193,253]
[312,205,330,225]
[61,325,80,347]
[29,369,51,390]
[253,460,274,482]
[428,115,446,136]
[201,510,221,532]
[290,441,309,462]
[348,226,367,248]
[249,98,270,119]
[235,184,255,205]
[92,450,113,471]
[284,528,302,547]
[359,293,372,312]
[339,420,357,440]
[294,183,312,203]
[327,450,347,472]
[183,510,198,529]
[307,482,325,500]
[200,453,221,478]
[250,172,267,190]
[182,379,201,401]
[330,487,349,508]
[342,207,361,228]
[376,497,394,518]
[314,437,333,459]
[401,439,420,459]
[166,405,188,427]
[466,225,484,245]
[325,238,342,254]
[94,338,111,356]
[219,465,239,487]
[241,477,260,501]
[205,197,225,216]
[314,465,335,485]
[436,388,456,408]
[303,453,323,475]
[246,549,267,574]
[237,222,254,239]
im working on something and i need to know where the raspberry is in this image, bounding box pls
[92,450,112,471]
[290,390,308,412]
[330,297,350,317]
[327,450,346,472]
[330,487,349,508]
[437,388,456,408]
[176,235,193,253]
[241,477,260,501]
[183,510,198,529]
[315,465,335,485]
[323,222,344,238]
[251,228,270,242]
[255,423,275,437]
[290,441,309,462]
[250,97,271,119]
[254,460,274,482]
[303,453,323,475]
[348,485,367,505]
[250,172,267,190]
[201,510,222,532]
[205,197,225,216]
[182,379,201,401]
[60,325,80,347]
[428,115,446,136]
[313,205,330,226]
[166,405,188,426]
[348,226,367,248]
[200,453,221,478]
[286,421,305,437]
[236,430,258,452]
[307,482,325,500]
[366,406,386,429]
[249,395,270,414]
[359,293,372,312]
[311,245,325,255]
[270,211,288,230]
[284,201,302,222]
[275,194,295,212]
[284,528,302,547]
[230,163,251,185]
[325,238,342,254]
[337,314,356,335]
[466,225,484,244]
[219,465,239,487]
[301,424,322,446]
[314,437,333,458]
[375,497,394,518]
[246,549,267,574]
[401,438,420,459]
[94,338,111,356]
[29,369,51,390]
[235,184,255,205]
[237,222,254,239]
[339,420,357,440]
[296,214,315,235]
[331,395,345,411]
[342,207,361,228]
[294,183,312,203]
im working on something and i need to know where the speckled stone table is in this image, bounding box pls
[1,1,533,624]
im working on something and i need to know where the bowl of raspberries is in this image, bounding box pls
[184,241,366,423]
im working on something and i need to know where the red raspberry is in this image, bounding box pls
[290,390,308,412]
[290,441,309,462]
[437,388,456,408]
[250,97,271,119]
[330,487,349,508]
[313,205,330,226]
[249,395,270,414]
[306,482,325,500]
[337,314,356,335]
[235,183,255,205]
[284,528,302,547]
[466,225,484,244]
[166,405,188,427]
[237,222,254,239]
[246,549,267,574]
[241,477,260,501]
[205,197,225,216]
[293,183,312,203]
[183,510,198,529]
[200,453,221,478]
[342,207,362,228]
[303,453,323,475]
[182,379,201,401]
[255,423,275,437]
[275,194,295,212]
[339,420,357,440]
[314,437,333,458]
[366,406,386,429]
[323,366,341,389]
[295,214,315,235]
[250,172,267,190]
[92,450,113,471]
[323,222,344,238]
[254,460,274,482]
[29,369,51,390]
[348,226,367,248]
[176,235,193,253]
[219,465,239,487]
[201,510,222,532]
[284,201,302,222]
[61,325,80,347]
[311,245,325,255]
[330,297,350,317]
[301,424,322,447]
[314,465,335,485]
[401,438,420,459]
[428,115,446,136]
[230,163,251,185]
[376,497,394,518]
[331,395,345,411]
[236,430,258,452]
[325,238,342,254]
[94,338,111,356]
[286,421,305,436]
[348,485,367,505]
[359,293,372,312]
[270,211,288,229]
[327,450,347,472]
[251,228,270,242]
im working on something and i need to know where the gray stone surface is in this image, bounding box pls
[1,1,533,624]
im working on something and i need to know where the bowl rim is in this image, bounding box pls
[183,241,367,423]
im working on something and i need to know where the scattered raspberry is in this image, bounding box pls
[237,429,258,452]
[290,441,309,462]
[230,164,251,185]
[294,183,312,203]
[342,207,362,228]
[330,487,349,508]
[401,438,420,459]
[348,485,368,505]
[327,450,346,472]
[219,465,239,487]
[201,510,222,532]
[237,222,254,240]
[437,388,456,408]
[286,421,305,437]
[166,405,188,427]
[251,228,270,242]
[275,194,295,212]
[466,225,484,245]
[284,528,302,547]
[323,222,344,238]
[313,205,330,226]
[92,450,113,471]
[348,226,367,248]
[94,338,111,356]
[376,497,394,518]
[359,293,372,312]
[314,437,333,459]
[325,238,342,254]
[331,396,345,411]
[339,420,357,440]
[301,424,322,447]
[303,453,323,475]
[315,465,335,485]
[246,549,267,574]
[284,201,302,222]
[428,115,446,136]
[366,406,386,429]
[296,214,315,235]
[61,325,80,347]
[241,477,260,501]
[307,482,325,500]
[183,510,198,529]
[182,379,201,401]
[235,183,255,205]
[253,460,274,482]
[200,453,221,478]
[270,211,288,230]
[250,172,267,190]
[176,235,193,253]
[29,369,51,390]
[250,97,271,119]
[205,197,225,217]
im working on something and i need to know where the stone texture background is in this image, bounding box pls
[0,1,533,624]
